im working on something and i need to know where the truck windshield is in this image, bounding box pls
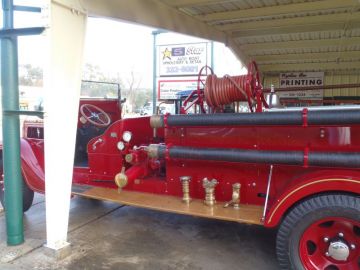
[80,80,121,100]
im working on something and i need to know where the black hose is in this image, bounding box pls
[307,110,360,125]
[151,109,360,127]
[168,111,302,126]
[309,152,360,168]
[157,145,360,168]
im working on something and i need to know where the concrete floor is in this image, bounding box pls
[0,194,279,270]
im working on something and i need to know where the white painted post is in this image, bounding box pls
[43,0,87,254]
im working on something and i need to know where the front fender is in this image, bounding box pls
[20,139,45,193]
[265,171,360,227]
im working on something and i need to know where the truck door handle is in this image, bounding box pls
[92,138,103,150]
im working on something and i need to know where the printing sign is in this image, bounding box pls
[159,43,208,77]
[158,79,198,100]
[279,72,324,99]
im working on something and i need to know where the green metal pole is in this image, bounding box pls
[1,0,24,245]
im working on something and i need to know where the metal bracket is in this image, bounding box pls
[262,164,273,222]
[0,27,46,38]
[13,5,41,13]
[3,110,44,116]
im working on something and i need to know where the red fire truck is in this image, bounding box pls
[1,65,359,270]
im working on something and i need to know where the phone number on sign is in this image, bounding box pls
[165,66,198,74]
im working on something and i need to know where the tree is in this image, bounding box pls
[125,70,142,111]
[19,64,43,86]
[133,88,152,109]
[81,63,124,98]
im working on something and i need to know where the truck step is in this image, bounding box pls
[71,184,264,225]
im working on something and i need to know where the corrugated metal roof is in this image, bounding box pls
[159,0,360,73]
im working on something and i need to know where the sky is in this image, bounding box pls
[1,2,245,90]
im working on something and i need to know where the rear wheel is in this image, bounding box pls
[0,176,34,212]
[276,194,360,270]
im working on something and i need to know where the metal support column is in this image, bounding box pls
[152,29,167,114]
[210,41,214,71]
[152,31,158,115]
[1,0,24,245]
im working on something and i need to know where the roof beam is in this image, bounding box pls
[81,0,227,43]
[196,0,359,22]
[260,61,360,73]
[251,51,360,63]
[253,51,360,63]
[217,12,360,32]
[240,37,360,52]
[162,0,234,8]
[231,21,360,38]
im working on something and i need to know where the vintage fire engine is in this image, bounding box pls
[1,63,360,270]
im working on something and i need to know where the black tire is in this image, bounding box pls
[276,194,360,270]
[0,176,34,212]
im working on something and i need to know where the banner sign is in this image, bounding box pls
[158,79,198,100]
[159,43,208,77]
[279,72,324,99]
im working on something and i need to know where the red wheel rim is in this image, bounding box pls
[299,217,360,270]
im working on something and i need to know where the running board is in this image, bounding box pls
[71,184,264,225]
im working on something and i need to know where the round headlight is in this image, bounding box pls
[122,131,132,142]
[117,141,125,151]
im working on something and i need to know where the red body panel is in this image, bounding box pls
[266,173,360,227]
[86,117,160,183]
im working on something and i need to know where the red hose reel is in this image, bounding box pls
[182,61,268,113]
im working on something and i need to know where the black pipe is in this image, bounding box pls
[156,145,360,169]
[307,110,360,125]
[309,152,360,168]
[151,109,360,127]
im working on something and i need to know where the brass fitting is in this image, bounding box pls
[224,183,241,209]
[114,167,127,190]
[150,115,163,128]
[147,144,160,158]
[125,153,133,163]
[202,178,218,206]
[180,176,191,203]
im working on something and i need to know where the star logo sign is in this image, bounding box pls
[162,48,172,60]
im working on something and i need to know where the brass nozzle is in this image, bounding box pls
[224,183,241,209]
[115,167,128,189]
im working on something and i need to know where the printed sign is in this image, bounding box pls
[279,72,324,99]
[159,43,208,77]
[158,79,198,100]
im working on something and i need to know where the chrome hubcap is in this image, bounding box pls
[327,240,350,261]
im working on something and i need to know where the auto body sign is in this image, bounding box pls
[159,43,208,77]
